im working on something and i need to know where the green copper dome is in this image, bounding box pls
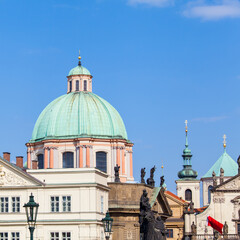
[30,92,128,142]
[68,65,91,76]
[202,149,237,178]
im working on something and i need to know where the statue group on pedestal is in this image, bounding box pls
[141,166,165,188]
[139,189,167,240]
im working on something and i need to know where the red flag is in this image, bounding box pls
[207,216,223,234]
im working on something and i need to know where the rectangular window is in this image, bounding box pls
[0,233,8,240]
[69,81,72,92]
[62,196,71,212]
[0,197,8,213]
[76,80,79,91]
[11,232,20,240]
[166,229,173,238]
[12,197,20,212]
[237,223,240,235]
[101,196,104,213]
[84,80,87,91]
[50,232,60,240]
[62,232,71,240]
[51,196,59,212]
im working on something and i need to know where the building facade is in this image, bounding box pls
[108,183,172,240]
[0,155,109,239]
[0,54,136,239]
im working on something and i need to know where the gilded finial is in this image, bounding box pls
[223,134,227,149]
[185,120,188,133]
[78,50,82,66]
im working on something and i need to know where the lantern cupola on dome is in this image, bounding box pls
[67,51,92,93]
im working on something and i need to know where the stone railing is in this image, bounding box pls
[195,234,240,240]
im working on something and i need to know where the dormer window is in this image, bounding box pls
[76,80,79,91]
[84,80,87,91]
[69,81,72,92]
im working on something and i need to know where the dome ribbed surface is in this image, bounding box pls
[30,92,128,142]
[68,65,91,76]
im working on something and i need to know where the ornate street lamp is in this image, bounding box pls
[23,193,39,240]
[101,211,113,240]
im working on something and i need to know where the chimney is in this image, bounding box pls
[3,152,10,162]
[32,160,38,170]
[16,156,23,168]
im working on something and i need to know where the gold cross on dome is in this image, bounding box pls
[223,134,227,148]
[185,120,188,132]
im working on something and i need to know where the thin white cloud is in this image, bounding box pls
[183,0,240,20]
[192,116,228,123]
[128,0,174,7]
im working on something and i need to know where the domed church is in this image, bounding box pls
[26,54,134,182]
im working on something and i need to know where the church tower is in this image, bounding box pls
[175,121,200,208]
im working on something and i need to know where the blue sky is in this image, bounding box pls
[0,0,240,193]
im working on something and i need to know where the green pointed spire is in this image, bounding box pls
[178,120,198,180]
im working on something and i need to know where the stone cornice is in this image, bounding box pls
[26,137,132,147]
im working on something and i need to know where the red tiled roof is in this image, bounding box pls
[194,206,207,214]
[165,190,187,204]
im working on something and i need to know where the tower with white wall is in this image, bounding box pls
[175,121,200,208]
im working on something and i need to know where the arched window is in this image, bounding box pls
[96,152,107,173]
[185,189,192,201]
[69,81,72,92]
[84,80,87,91]
[76,80,79,91]
[63,152,74,168]
[37,154,44,169]
[208,185,213,204]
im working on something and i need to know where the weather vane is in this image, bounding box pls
[223,134,226,149]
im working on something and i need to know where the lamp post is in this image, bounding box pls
[23,193,39,240]
[101,211,113,240]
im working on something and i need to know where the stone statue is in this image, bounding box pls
[213,230,219,240]
[189,201,194,211]
[223,221,228,235]
[141,168,146,184]
[212,171,217,187]
[183,204,188,213]
[220,168,224,177]
[114,164,120,183]
[238,156,240,174]
[147,166,156,187]
[155,216,168,238]
[220,168,224,184]
[139,189,167,240]
[160,176,165,188]
[191,221,197,236]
